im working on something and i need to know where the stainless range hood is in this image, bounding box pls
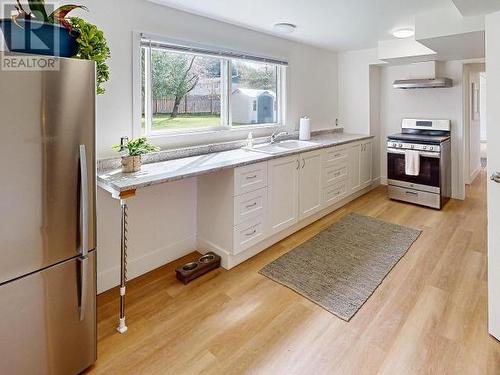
[393,78,453,89]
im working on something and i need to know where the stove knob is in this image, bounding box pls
[429,146,434,151]
[423,145,427,150]
[410,144,415,149]
[399,144,403,148]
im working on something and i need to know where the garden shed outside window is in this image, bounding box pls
[141,36,287,135]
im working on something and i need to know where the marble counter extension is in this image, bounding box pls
[97,132,374,195]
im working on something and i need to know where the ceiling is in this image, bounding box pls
[149,0,457,51]
[452,0,500,16]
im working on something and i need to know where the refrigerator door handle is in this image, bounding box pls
[79,145,89,257]
[77,255,88,321]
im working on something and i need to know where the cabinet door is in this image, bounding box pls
[350,143,361,193]
[268,155,299,235]
[360,141,373,188]
[299,150,323,219]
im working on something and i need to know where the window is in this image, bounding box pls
[232,59,278,126]
[141,37,287,135]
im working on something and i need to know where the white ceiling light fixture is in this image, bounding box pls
[273,23,297,34]
[393,28,415,38]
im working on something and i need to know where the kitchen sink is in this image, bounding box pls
[248,140,319,155]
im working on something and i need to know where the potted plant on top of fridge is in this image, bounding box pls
[113,137,160,173]
[0,1,111,94]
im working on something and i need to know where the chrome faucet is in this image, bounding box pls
[270,131,288,144]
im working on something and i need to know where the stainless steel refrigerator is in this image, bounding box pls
[0,52,97,374]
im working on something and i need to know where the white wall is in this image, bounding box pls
[469,70,482,180]
[97,180,197,292]
[480,73,487,141]
[379,62,465,199]
[369,66,382,181]
[338,48,380,134]
[486,9,500,340]
[76,0,339,159]
[74,0,339,292]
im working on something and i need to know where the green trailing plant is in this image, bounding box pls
[69,17,110,94]
[112,137,160,157]
[11,1,111,95]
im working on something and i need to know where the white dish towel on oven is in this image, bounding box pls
[405,150,420,176]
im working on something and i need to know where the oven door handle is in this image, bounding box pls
[387,148,440,158]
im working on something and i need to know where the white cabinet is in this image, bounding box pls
[321,144,349,207]
[234,162,267,195]
[198,137,374,269]
[268,155,300,235]
[197,163,269,257]
[299,150,323,220]
[350,143,362,192]
[350,140,372,194]
[360,141,373,189]
[233,215,266,255]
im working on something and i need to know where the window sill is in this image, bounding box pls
[145,123,287,150]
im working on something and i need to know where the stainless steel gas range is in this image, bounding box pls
[387,119,451,209]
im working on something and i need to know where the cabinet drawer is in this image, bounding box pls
[233,216,266,255]
[322,163,348,187]
[233,187,267,226]
[234,162,268,195]
[322,146,348,166]
[388,185,440,209]
[322,180,348,206]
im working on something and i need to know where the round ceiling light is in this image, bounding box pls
[273,23,297,34]
[393,28,415,38]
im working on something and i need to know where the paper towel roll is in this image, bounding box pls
[299,117,311,140]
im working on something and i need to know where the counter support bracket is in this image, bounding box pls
[112,189,135,334]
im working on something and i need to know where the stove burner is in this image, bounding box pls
[387,133,451,145]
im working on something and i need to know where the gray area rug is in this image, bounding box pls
[259,213,422,321]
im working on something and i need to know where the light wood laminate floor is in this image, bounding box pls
[87,171,500,374]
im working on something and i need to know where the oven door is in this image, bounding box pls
[387,148,441,192]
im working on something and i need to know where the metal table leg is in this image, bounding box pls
[117,199,128,334]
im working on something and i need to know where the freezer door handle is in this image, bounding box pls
[77,255,88,321]
[79,145,89,257]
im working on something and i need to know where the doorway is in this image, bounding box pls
[480,72,487,168]
[464,63,486,184]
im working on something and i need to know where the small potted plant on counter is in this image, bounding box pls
[113,137,160,173]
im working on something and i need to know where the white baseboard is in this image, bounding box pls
[104,180,384,292]
[97,235,197,293]
[469,167,481,184]
[198,181,381,270]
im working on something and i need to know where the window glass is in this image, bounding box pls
[141,43,284,135]
[148,49,222,132]
[231,60,278,126]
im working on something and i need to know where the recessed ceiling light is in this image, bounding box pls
[393,28,415,39]
[273,23,297,34]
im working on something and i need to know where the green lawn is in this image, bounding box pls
[149,114,221,130]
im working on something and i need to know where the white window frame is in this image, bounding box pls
[137,35,288,139]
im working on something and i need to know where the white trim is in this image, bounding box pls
[198,181,381,270]
[145,45,153,135]
[141,33,289,66]
[136,33,288,141]
[97,235,197,293]
[470,166,481,183]
[132,32,142,138]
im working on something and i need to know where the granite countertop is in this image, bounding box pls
[97,132,374,195]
